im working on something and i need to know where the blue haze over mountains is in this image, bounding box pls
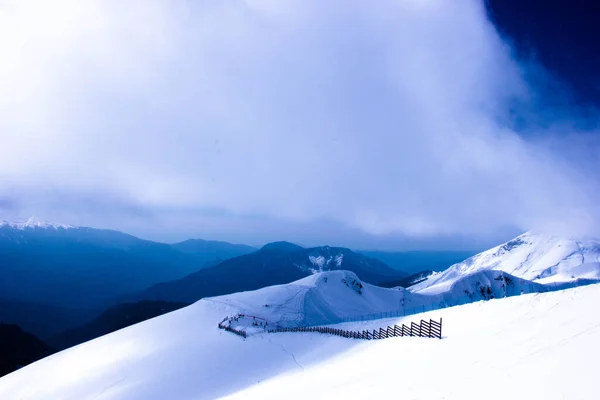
[0,222,470,344]
[0,223,256,307]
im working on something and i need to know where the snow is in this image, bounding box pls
[0,287,357,400]
[205,270,533,328]
[306,253,344,273]
[208,271,429,327]
[411,231,600,294]
[227,284,600,399]
[1,270,598,400]
[308,255,326,270]
[0,216,74,230]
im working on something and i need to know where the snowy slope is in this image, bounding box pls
[0,283,361,400]
[1,276,598,400]
[411,231,600,294]
[207,271,433,327]
[208,270,550,328]
[227,284,600,400]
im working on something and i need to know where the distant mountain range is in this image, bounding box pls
[0,219,256,307]
[133,242,404,303]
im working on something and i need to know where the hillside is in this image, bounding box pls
[0,219,255,307]
[134,245,403,303]
[170,239,256,264]
[229,284,600,399]
[0,219,255,337]
[411,231,600,294]
[0,298,92,340]
[207,269,561,326]
[48,301,190,351]
[0,272,598,399]
[0,324,54,378]
[0,222,194,306]
[377,270,434,289]
[207,270,432,327]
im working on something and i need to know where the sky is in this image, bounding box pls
[0,0,599,250]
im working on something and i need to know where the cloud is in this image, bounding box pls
[0,0,599,242]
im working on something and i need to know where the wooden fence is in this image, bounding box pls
[268,318,442,340]
[218,317,247,338]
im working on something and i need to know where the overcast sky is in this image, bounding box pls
[1,0,599,250]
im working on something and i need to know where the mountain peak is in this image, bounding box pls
[0,217,75,230]
[411,231,600,294]
[260,241,304,253]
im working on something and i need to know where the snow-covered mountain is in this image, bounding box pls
[0,217,75,231]
[207,269,549,328]
[208,270,429,327]
[1,269,598,400]
[410,231,600,295]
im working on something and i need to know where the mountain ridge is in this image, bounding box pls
[410,231,600,294]
[133,244,404,303]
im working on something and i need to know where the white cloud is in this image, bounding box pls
[0,0,598,241]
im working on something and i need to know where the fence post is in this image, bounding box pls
[428,319,433,338]
[411,322,419,337]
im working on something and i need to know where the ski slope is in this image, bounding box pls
[0,270,598,400]
[411,231,600,295]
